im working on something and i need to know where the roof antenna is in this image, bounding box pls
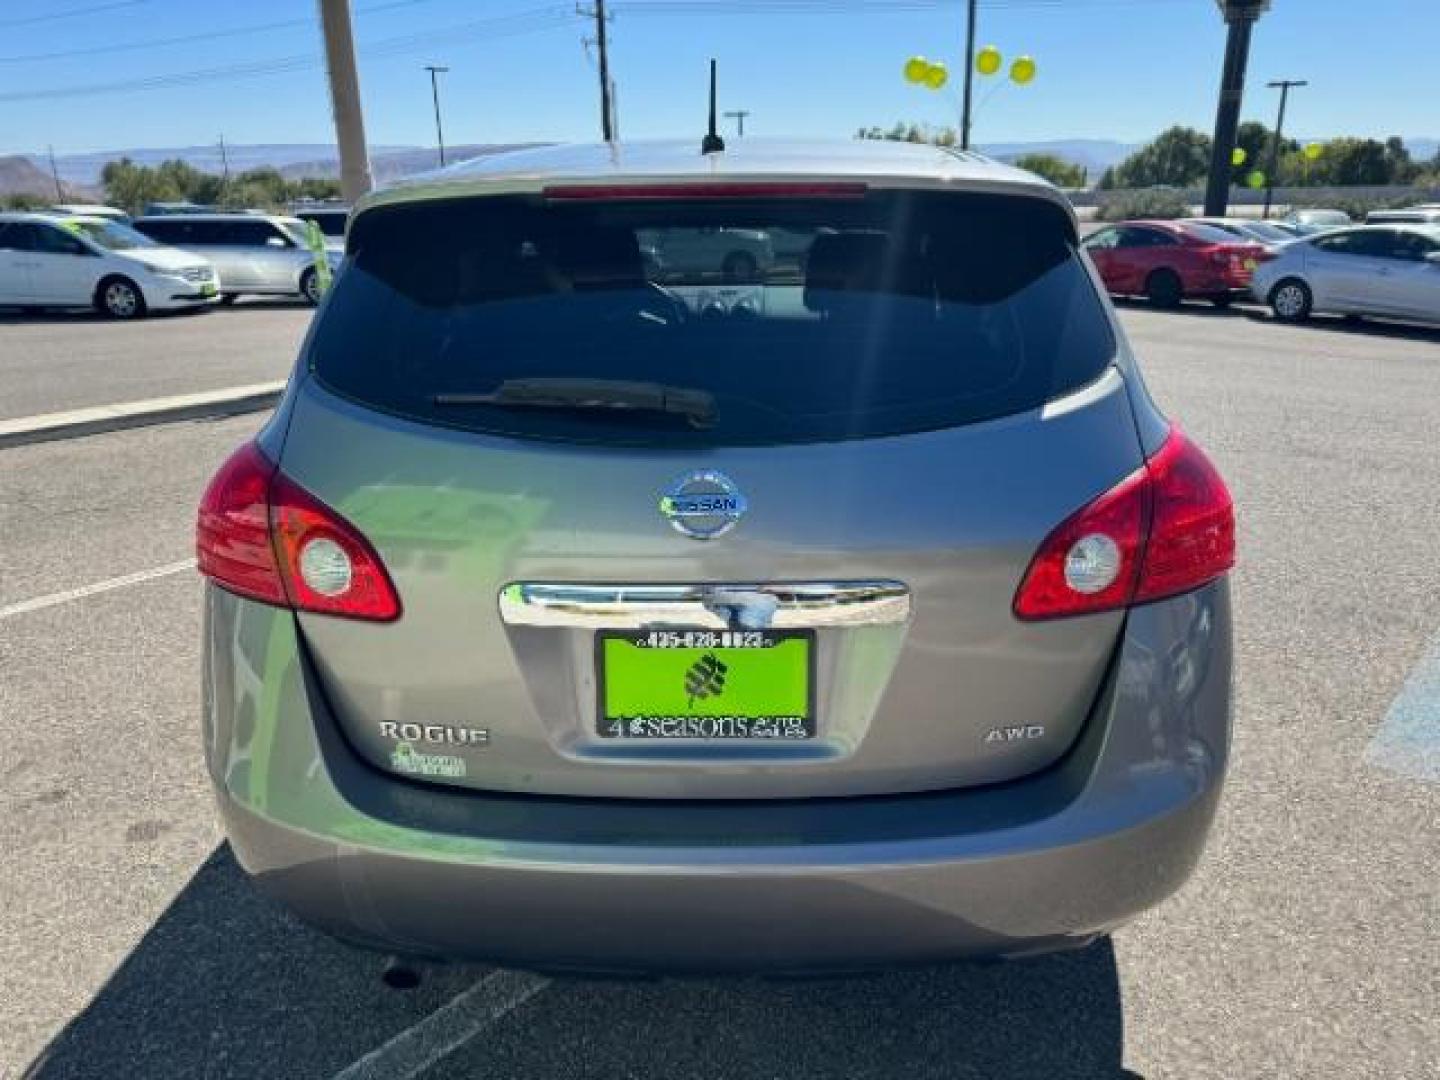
[701,58,725,155]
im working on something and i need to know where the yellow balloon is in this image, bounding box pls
[904,56,930,84]
[1010,55,1037,86]
[1247,170,1266,189]
[923,62,949,90]
[1231,147,1247,166]
[1304,141,1323,161]
[976,45,1003,76]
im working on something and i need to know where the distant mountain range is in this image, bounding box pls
[11,136,1437,199]
[0,155,87,200]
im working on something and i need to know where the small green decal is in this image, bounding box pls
[390,741,466,778]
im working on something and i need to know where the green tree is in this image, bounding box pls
[101,157,182,213]
[1232,120,1297,184]
[1101,126,1212,189]
[1382,137,1417,183]
[1012,152,1086,187]
[1311,138,1392,185]
[292,176,342,201]
[857,122,960,147]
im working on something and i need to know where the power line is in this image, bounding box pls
[0,1,147,29]
[0,0,474,66]
[617,0,1202,11]
[0,7,580,103]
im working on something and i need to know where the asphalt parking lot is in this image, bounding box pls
[2,301,1438,1078]
[0,301,310,421]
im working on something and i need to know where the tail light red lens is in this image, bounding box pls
[196,441,400,622]
[196,442,286,606]
[1014,427,1234,620]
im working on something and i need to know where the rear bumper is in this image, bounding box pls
[204,581,1231,971]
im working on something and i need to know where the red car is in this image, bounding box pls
[1081,219,1272,308]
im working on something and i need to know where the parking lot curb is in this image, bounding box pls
[0,382,285,449]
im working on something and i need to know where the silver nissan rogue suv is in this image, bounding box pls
[198,139,1234,972]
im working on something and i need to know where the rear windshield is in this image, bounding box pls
[309,190,1114,446]
[1178,221,1248,245]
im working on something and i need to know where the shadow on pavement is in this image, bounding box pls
[1112,296,1250,319]
[1260,312,1440,344]
[432,946,1128,1080]
[22,846,487,1080]
[1112,295,1440,343]
[0,307,209,325]
[24,847,1131,1079]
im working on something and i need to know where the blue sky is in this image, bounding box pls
[0,0,1435,157]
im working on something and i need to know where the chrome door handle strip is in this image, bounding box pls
[499,581,911,629]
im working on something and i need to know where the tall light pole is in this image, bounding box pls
[317,0,373,203]
[424,64,449,166]
[724,109,750,137]
[1203,0,1270,217]
[960,0,977,150]
[1262,79,1306,219]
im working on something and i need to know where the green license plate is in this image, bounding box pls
[596,629,815,740]
[201,283,218,297]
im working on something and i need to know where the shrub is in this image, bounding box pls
[1095,189,1191,222]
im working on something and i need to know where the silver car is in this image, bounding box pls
[196,140,1236,972]
[1280,208,1353,236]
[132,213,337,304]
[1250,223,1440,325]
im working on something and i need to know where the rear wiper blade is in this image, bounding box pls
[434,378,717,428]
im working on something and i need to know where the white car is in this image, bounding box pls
[46,203,131,223]
[132,213,341,304]
[1249,224,1440,326]
[1365,207,1440,225]
[0,212,219,319]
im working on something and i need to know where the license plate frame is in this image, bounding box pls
[595,627,817,741]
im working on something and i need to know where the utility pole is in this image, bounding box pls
[595,0,614,141]
[1262,79,1306,219]
[960,0,977,150]
[317,0,373,203]
[46,145,63,200]
[1203,0,1270,216]
[724,109,750,138]
[218,134,230,201]
[424,65,449,166]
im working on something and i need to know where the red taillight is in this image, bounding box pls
[543,182,867,201]
[196,442,285,605]
[196,441,400,622]
[1133,428,1235,604]
[1014,428,1234,621]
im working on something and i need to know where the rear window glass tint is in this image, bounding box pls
[1178,222,1244,244]
[309,190,1113,447]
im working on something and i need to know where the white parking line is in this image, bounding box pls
[1366,630,1440,782]
[331,970,549,1080]
[0,560,193,620]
